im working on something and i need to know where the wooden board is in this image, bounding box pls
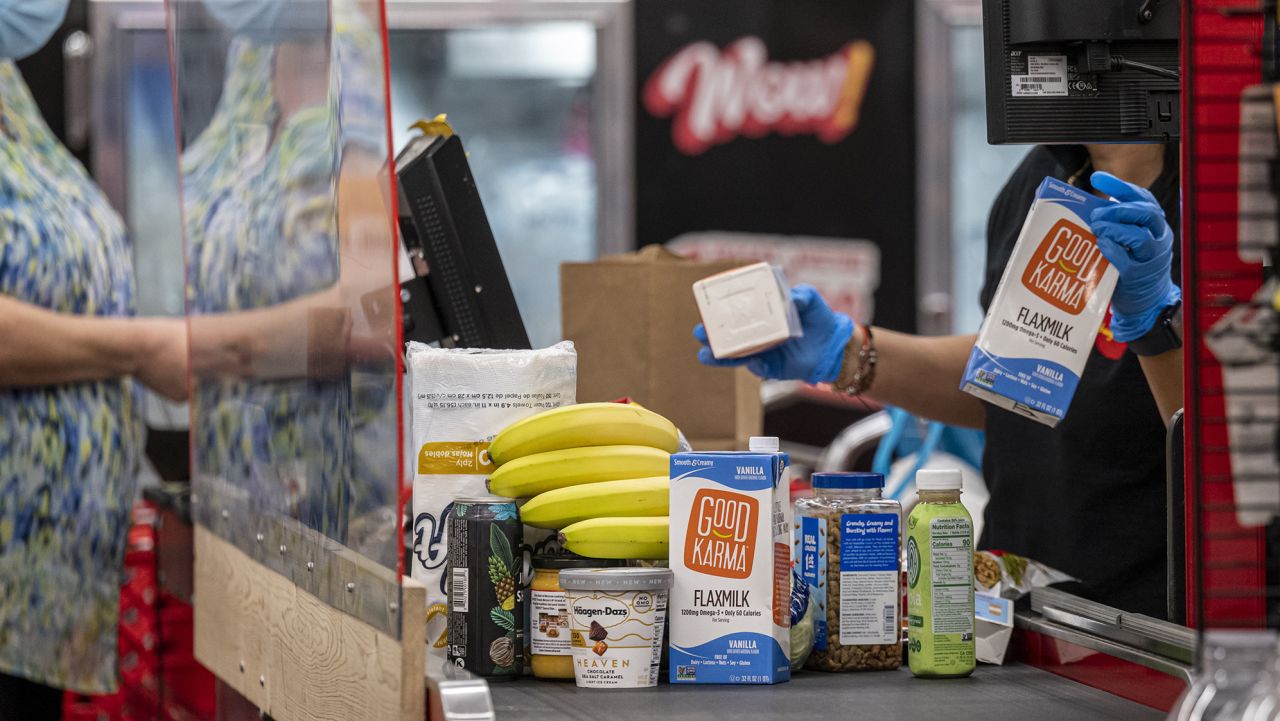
[194,527,425,721]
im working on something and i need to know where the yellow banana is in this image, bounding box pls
[487,445,670,498]
[520,477,670,529]
[558,516,669,560]
[489,403,679,466]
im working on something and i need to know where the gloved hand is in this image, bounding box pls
[693,284,855,384]
[1089,171,1182,343]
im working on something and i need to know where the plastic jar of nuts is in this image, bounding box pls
[794,472,902,671]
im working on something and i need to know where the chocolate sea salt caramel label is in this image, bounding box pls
[567,590,667,687]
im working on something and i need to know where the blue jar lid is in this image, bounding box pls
[811,472,884,490]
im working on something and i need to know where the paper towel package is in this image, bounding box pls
[406,341,577,657]
[960,177,1116,427]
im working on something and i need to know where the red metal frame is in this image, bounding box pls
[1014,629,1188,711]
[377,0,409,586]
[1182,0,1269,631]
[1016,4,1273,708]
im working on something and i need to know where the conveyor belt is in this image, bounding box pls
[486,664,1166,721]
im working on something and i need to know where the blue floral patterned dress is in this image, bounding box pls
[0,61,143,693]
[183,9,397,565]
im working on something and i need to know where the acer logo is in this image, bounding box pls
[643,36,876,155]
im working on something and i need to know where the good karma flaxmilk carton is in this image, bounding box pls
[669,442,791,684]
[960,176,1116,426]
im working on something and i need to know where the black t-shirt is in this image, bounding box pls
[978,145,1179,618]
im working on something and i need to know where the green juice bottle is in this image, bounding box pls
[905,469,975,678]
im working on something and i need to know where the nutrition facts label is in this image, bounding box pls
[839,513,900,645]
[929,517,974,635]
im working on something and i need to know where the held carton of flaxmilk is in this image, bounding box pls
[960,176,1116,426]
[668,437,791,685]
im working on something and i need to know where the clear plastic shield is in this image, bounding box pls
[168,0,404,632]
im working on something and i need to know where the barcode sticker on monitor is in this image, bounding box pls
[1012,54,1069,97]
[451,568,468,613]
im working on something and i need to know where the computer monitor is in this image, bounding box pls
[394,131,531,350]
[983,0,1180,145]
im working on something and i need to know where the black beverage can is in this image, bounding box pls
[447,496,524,677]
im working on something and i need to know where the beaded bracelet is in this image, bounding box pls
[834,325,877,396]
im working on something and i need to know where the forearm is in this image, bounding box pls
[846,328,987,429]
[1137,346,1183,427]
[189,286,351,380]
[0,295,150,386]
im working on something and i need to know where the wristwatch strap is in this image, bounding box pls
[1127,301,1183,357]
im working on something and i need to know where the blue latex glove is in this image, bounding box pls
[1088,171,1182,343]
[694,284,855,384]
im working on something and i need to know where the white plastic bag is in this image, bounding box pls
[406,341,577,655]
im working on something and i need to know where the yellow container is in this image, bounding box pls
[529,557,621,680]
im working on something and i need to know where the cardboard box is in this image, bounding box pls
[668,449,792,684]
[693,262,802,359]
[975,592,1015,665]
[561,246,762,447]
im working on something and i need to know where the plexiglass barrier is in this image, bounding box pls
[169,0,404,634]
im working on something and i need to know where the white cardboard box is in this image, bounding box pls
[693,262,802,359]
[668,449,792,684]
[959,177,1117,427]
[975,592,1015,665]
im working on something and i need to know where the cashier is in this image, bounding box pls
[696,143,1180,618]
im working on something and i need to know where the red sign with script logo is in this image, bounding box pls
[643,36,876,155]
[634,1,916,331]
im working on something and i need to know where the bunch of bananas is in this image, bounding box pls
[487,403,677,560]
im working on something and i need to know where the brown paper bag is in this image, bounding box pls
[561,246,762,449]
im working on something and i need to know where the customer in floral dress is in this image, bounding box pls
[0,1,188,717]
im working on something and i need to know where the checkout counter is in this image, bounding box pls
[139,482,1189,720]
[488,667,1165,721]
[118,1,1261,719]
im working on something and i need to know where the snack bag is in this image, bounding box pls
[789,569,817,671]
[972,550,1074,598]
